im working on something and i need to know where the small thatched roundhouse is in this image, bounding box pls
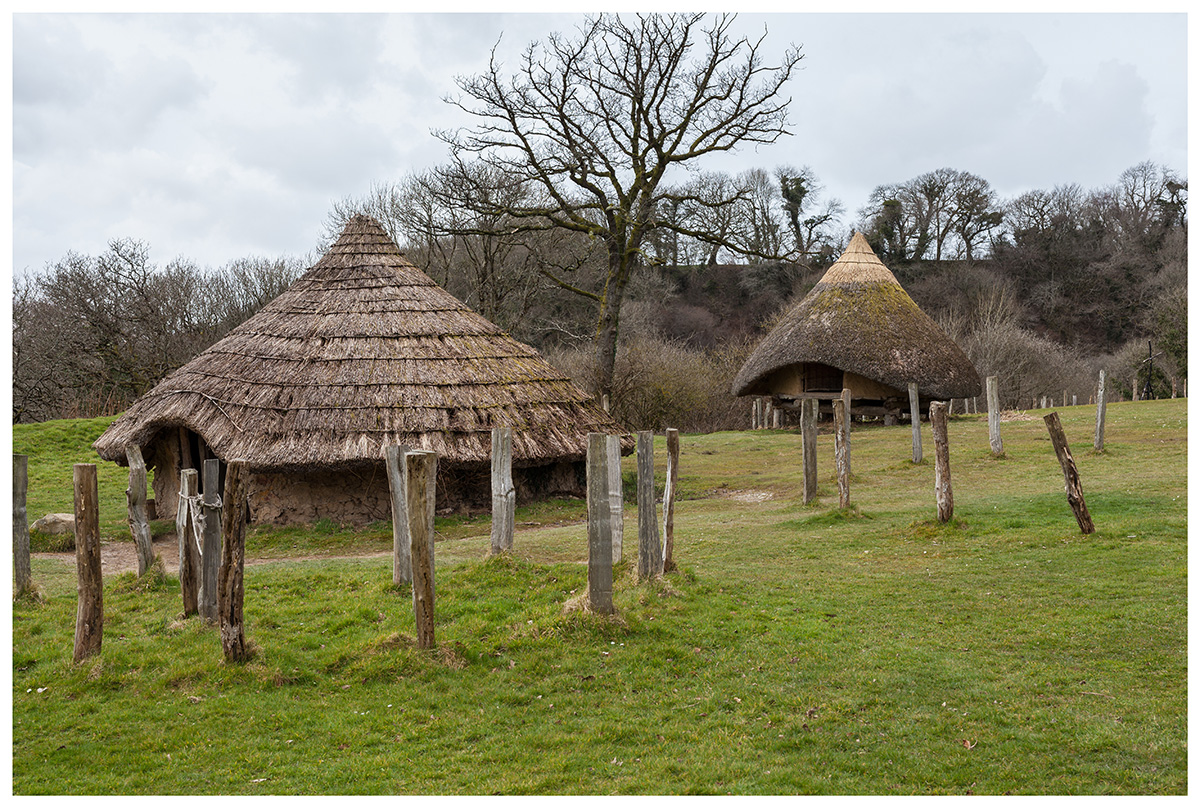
[732,232,981,419]
[94,215,625,525]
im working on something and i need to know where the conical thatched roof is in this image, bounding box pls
[95,215,621,472]
[732,232,981,399]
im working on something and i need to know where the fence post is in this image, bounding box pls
[636,431,662,579]
[833,397,850,509]
[1094,370,1107,452]
[177,468,200,616]
[199,458,222,623]
[663,428,679,573]
[586,433,614,614]
[987,375,1003,456]
[606,435,624,564]
[908,382,922,464]
[217,461,250,662]
[385,445,411,585]
[72,464,103,663]
[490,427,515,555]
[801,398,818,504]
[14,454,31,598]
[840,389,852,474]
[1044,412,1095,534]
[124,446,155,577]
[930,402,953,523]
[406,451,438,650]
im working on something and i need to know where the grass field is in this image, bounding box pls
[10,399,1188,794]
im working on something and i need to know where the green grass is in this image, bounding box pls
[11,399,1187,794]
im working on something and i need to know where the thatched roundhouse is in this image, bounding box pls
[94,215,625,525]
[732,232,981,419]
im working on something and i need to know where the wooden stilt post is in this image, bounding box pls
[930,402,953,523]
[606,435,624,564]
[1094,370,1107,452]
[14,454,32,598]
[199,458,222,623]
[217,461,250,662]
[636,431,662,579]
[72,464,102,663]
[1044,412,1095,534]
[125,446,155,577]
[908,382,922,464]
[586,433,613,614]
[406,451,438,650]
[840,388,852,475]
[987,375,1003,456]
[490,427,515,555]
[177,468,200,616]
[801,398,817,504]
[833,397,850,509]
[385,445,411,585]
[663,428,679,573]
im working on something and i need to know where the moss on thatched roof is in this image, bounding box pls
[732,232,981,399]
[94,215,622,472]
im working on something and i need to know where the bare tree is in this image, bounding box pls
[439,12,802,402]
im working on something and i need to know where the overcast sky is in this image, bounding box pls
[8,9,1190,274]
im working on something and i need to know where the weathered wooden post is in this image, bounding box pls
[833,397,850,509]
[199,458,222,623]
[14,454,32,598]
[217,461,250,662]
[908,382,922,464]
[406,451,438,650]
[72,463,102,663]
[124,446,155,577]
[1131,377,1139,402]
[177,469,201,616]
[930,402,953,523]
[586,433,614,614]
[662,428,679,572]
[986,375,1003,456]
[385,445,411,585]
[1044,412,1095,534]
[801,398,818,504]
[1094,369,1107,452]
[490,427,515,555]
[840,388,852,473]
[764,400,773,430]
[1072,394,1078,407]
[606,434,624,564]
[636,430,662,579]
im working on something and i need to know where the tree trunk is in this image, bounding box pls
[218,462,251,662]
[73,464,103,663]
[586,433,614,614]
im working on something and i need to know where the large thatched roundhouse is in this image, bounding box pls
[94,215,625,525]
[732,232,981,419]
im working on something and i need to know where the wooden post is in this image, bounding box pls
[177,468,201,616]
[199,458,222,623]
[1044,412,1095,534]
[772,405,783,429]
[72,464,102,663]
[908,382,922,464]
[1131,377,1139,402]
[586,433,614,614]
[217,461,250,663]
[14,454,31,598]
[406,451,437,650]
[1094,370,1107,452]
[833,397,850,509]
[1072,394,1078,407]
[662,428,679,572]
[636,430,662,579]
[125,446,155,577]
[385,445,411,585]
[490,427,515,555]
[764,399,773,430]
[987,375,1003,456]
[801,398,818,504]
[930,402,953,523]
[606,435,624,564]
[840,388,852,473]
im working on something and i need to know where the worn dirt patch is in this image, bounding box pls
[711,489,775,503]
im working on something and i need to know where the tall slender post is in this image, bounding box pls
[908,382,922,464]
[407,451,437,650]
[1044,412,1095,534]
[177,468,200,616]
[662,429,679,572]
[606,435,624,564]
[217,461,250,662]
[586,433,614,614]
[72,464,102,663]
[987,375,1003,456]
[199,458,222,623]
[801,398,818,504]
[930,402,953,523]
[14,454,31,598]
[840,388,852,474]
[833,397,850,509]
[1094,369,1107,452]
[125,446,155,577]
[385,445,411,585]
[490,427,515,554]
[636,431,662,579]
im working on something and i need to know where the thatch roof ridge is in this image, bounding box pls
[94,215,623,471]
[732,232,981,399]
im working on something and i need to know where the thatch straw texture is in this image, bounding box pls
[94,215,622,472]
[732,232,982,399]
